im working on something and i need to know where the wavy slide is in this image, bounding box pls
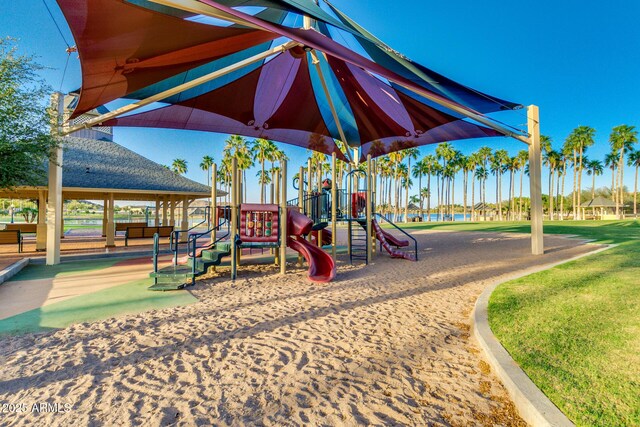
[372,219,415,261]
[287,209,336,283]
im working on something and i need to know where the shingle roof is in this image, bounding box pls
[40,136,214,195]
[581,196,618,208]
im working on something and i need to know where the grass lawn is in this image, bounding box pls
[404,219,639,426]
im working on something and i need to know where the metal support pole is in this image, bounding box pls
[307,158,312,218]
[36,190,47,251]
[366,155,373,263]
[297,166,304,266]
[211,163,217,244]
[528,105,544,255]
[231,158,238,280]
[347,163,352,257]
[331,152,337,261]
[274,171,281,266]
[280,159,288,275]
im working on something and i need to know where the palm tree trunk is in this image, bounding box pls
[577,147,584,220]
[451,176,455,221]
[260,160,265,204]
[560,166,566,220]
[427,174,432,221]
[418,173,423,219]
[618,148,625,218]
[634,165,638,217]
[549,167,555,220]
[471,174,475,221]
[463,171,468,221]
[519,170,523,220]
[572,151,577,218]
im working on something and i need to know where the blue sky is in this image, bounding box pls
[2,0,640,203]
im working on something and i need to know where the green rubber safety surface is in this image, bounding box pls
[0,278,197,337]
[6,258,125,282]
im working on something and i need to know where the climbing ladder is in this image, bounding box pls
[349,219,368,264]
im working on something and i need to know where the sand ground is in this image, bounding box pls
[0,230,598,426]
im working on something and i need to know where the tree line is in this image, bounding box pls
[169,124,639,222]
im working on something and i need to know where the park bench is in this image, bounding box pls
[3,223,38,234]
[115,222,148,234]
[125,226,173,246]
[0,230,23,253]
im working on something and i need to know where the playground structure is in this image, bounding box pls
[42,0,546,291]
[149,154,417,290]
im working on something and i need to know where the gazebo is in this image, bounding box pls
[580,196,621,220]
[1,98,224,256]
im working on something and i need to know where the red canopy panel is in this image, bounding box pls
[57,0,278,118]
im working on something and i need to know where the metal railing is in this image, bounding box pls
[170,206,210,265]
[187,218,230,285]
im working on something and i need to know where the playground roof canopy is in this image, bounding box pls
[0,137,222,201]
[58,0,524,161]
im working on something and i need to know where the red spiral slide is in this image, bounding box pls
[287,209,336,282]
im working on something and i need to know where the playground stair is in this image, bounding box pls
[149,243,231,291]
[349,219,368,264]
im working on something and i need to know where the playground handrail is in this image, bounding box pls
[170,206,210,265]
[152,232,159,285]
[374,213,418,261]
[187,218,231,284]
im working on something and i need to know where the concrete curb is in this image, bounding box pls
[0,258,30,285]
[471,244,615,427]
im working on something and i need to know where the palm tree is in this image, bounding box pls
[585,159,604,200]
[402,148,420,223]
[604,151,617,202]
[475,166,488,218]
[412,158,428,220]
[627,150,640,216]
[543,149,561,220]
[609,125,638,217]
[460,155,474,221]
[171,158,188,175]
[224,135,253,202]
[422,155,438,221]
[516,150,528,220]
[251,139,276,203]
[476,146,493,220]
[200,155,214,186]
[490,149,508,220]
[566,126,595,219]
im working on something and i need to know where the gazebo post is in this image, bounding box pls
[169,196,175,227]
[36,190,47,251]
[46,94,65,265]
[162,196,168,226]
[331,153,337,262]
[180,196,189,242]
[527,105,544,255]
[105,193,115,248]
[280,159,288,275]
[46,145,63,265]
[102,195,108,236]
[60,195,65,239]
[154,197,160,226]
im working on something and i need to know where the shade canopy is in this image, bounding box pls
[59,0,523,161]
